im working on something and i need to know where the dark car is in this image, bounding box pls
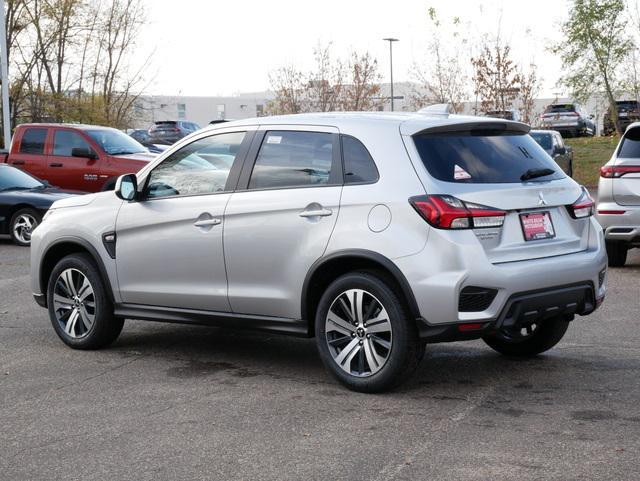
[540,103,596,137]
[530,130,574,177]
[128,129,167,154]
[483,109,520,121]
[148,120,201,144]
[603,100,640,135]
[0,164,77,246]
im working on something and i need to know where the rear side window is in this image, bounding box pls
[249,131,333,189]
[19,128,47,154]
[618,128,640,158]
[341,135,378,184]
[53,130,92,156]
[413,132,564,184]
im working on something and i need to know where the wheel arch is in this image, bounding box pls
[39,237,114,307]
[302,249,420,336]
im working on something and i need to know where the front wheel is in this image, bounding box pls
[10,208,41,246]
[47,253,124,349]
[315,272,423,393]
[482,318,570,357]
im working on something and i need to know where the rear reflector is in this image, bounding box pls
[566,187,594,219]
[457,323,485,332]
[598,210,626,215]
[600,165,640,178]
[409,195,505,230]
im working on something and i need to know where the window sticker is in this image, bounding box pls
[454,164,472,180]
[266,135,282,144]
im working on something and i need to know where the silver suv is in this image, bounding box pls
[596,122,640,266]
[30,113,607,392]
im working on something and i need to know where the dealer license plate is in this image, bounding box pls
[520,211,555,241]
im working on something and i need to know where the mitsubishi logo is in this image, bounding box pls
[538,192,548,206]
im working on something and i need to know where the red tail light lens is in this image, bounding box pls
[409,195,506,229]
[600,165,640,178]
[566,187,594,219]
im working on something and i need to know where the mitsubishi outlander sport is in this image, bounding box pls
[30,113,607,392]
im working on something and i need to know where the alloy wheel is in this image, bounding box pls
[52,268,96,339]
[12,213,37,244]
[325,288,393,377]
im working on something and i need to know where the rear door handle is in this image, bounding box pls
[49,163,63,167]
[299,208,333,218]
[194,218,221,227]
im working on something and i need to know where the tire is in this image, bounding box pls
[606,240,628,267]
[314,271,422,393]
[10,208,41,246]
[47,253,124,349]
[482,317,570,357]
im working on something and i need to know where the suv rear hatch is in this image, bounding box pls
[611,126,640,206]
[403,120,589,264]
[541,104,580,127]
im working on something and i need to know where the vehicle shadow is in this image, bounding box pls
[109,320,631,395]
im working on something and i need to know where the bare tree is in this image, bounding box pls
[266,65,306,115]
[518,63,541,125]
[471,39,522,113]
[340,51,382,111]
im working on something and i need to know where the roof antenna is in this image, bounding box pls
[417,103,454,115]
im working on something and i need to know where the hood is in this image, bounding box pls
[110,152,157,162]
[12,187,79,202]
[51,191,98,209]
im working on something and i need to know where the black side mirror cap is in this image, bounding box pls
[71,147,97,159]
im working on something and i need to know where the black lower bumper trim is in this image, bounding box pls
[418,282,596,343]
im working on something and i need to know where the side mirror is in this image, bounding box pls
[556,146,567,155]
[115,173,138,201]
[71,147,97,159]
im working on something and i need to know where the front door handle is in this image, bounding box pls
[194,218,221,227]
[50,163,63,167]
[11,160,24,165]
[299,208,333,218]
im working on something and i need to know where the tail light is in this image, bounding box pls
[566,187,594,219]
[409,195,506,229]
[600,165,640,178]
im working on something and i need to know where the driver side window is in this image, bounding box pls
[145,131,246,199]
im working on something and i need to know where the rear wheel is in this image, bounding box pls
[10,208,41,246]
[482,317,570,357]
[315,272,423,393]
[606,240,628,267]
[47,253,124,349]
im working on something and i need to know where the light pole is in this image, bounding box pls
[383,38,398,111]
[0,0,10,149]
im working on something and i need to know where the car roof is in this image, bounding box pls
[201,111,530,137]
[17,123,117,131]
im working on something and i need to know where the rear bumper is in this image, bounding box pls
[596,203,640,243]
[395,218,607,326]
[417,282,597,342]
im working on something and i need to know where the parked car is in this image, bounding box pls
[148,120,201,144]
[0,164,77,246]
[483,109,520,121]
[602,100,640,136]
[30,113,607,392]
[596,122,640,266]
[540,103,596,137]
[530,129,574,177]
[128,128,151,144]
[0,124,156,192]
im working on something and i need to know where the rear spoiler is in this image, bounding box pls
[413,121,530,137]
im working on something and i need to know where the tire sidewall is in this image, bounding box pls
[47,254,112,349]
[10,208,41,246]
[315,272,419,392]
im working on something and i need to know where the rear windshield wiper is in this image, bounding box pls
[520,168,555,182]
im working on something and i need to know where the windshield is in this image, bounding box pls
[618,127,640,158]
[413,131,564,184]
[0,166,43,191]
[86,129,146,155]
[530,132,553,150]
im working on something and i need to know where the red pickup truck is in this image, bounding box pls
[0,123,156,192]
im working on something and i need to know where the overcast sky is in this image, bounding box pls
[138,0,572,98]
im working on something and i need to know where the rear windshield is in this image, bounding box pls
[618,128,640,158]
[617,101,639,111]
[544,104,576,113]
[155,121,177,129]
[413,132,564,184]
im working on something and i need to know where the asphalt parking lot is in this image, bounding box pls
[0,240,639,481]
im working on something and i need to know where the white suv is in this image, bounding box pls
[30,113,607,392]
